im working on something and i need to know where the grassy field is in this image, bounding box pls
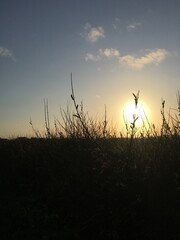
[0,135,180,239]
[0,86,179,239]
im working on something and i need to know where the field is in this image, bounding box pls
[0,88,180,239]
[0,134,180,240]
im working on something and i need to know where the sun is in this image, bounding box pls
[122,100,150,128]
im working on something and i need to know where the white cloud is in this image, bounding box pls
[83,23,105,43]
[121,49,168,69]
[85,48,168,70]
[127,21,141,32]
[85,48,120,62]
[0,46,16,61]
[99,48,120,58]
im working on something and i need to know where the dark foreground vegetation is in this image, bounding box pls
[1,81,179,239]
[0,135,180,240]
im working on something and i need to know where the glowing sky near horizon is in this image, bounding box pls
[0,0,180,137]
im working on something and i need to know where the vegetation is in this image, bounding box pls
[0,76,179,239]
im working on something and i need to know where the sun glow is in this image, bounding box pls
[122,100,150,128]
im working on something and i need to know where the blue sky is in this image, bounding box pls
[0,0,180,137]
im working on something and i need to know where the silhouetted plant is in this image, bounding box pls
[29,74,179,139]
[2,79,180,240]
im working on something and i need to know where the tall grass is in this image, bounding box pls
[1,76,180,239]
[30,75,179,140]
[30,74,116,139]
[29,74,179,176]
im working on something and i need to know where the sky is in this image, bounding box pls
[0,0,180,137]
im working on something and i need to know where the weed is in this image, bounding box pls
[2,77,180,239]
[29,75,179,140]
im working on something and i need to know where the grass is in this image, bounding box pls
[0,76,179,239]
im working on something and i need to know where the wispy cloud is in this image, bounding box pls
[112,17,121,31]
[121,49,168,69]
[85,48,168,70]
[85,48,120,62]
[85,53,100,61]
[112,18,141,32]
[99,48,120,58]
[126,21,141,32]
[95,94,101,99]
[0,46,16,61]
[83,23,105,43]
